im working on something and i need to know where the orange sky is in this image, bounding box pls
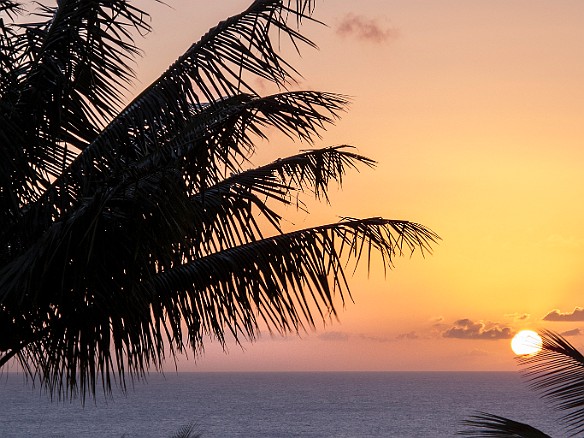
[134,1,584,371]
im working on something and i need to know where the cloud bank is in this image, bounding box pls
[318,331,349,342]
[443,319,513,340]
[396,331,419,341]
[336,13,399,44]
[543,307,584,321]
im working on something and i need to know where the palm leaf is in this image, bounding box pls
[186,146,375,255]
[5,0,331,242]
[15,0,149,132]
[0,0,438,403]
[518,330,584,436]
[62,0,321,179]
[2,91,348,272]
[0,1,21,15]
[169,423,203,438]
[0,217,437,401]
[458,412,551,437]
[0,1,22,93]
[0,0,150,226]
[149,218,437,345]
[118,91,349,192]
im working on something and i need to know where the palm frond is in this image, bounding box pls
[16,0,150,132]
[518,330,584,436]
[186,145,375,255]
[458,412,551,437]
[3,91,347,271]
[0,217,437,401]
[0,1,22,92]
[0,1,22,15]
[0,146,373,310]
[4,0,329,245]
[169,423,203,438]
[0,0,150,228]
[68,0,320,175]
[0,0,438,403]
[148,218,437,347]
[117,91,349,189]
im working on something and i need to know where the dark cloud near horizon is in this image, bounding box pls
[396,331,419,340]
[358,334,393,343]
[318,331,349,342]
[443,318,513,340]
[543,307,584,321]
[561,328,581,337]
[336,13,399,44]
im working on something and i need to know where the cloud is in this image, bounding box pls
[561,328,581,337]
[396,331,419,341]
[318,331,349,342]
[505,313,530,321]
[443,318,513,340]
[358,334,393,343]
[543,307,584,321]
[336,13,399,44]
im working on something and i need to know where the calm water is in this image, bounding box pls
[0,372,564,437]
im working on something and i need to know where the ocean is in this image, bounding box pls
[0,372,564,437]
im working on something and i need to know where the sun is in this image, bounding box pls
[511,330,543,356]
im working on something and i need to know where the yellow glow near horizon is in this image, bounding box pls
[511,330,543,356]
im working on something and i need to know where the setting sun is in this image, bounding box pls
[511,330,543,356]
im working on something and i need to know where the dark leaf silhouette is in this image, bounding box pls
[459,412,551,437]
[0,0,437,401]
[519,330,584,436]
[459,330,584,437]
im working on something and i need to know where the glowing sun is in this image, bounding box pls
[511,330,543,356]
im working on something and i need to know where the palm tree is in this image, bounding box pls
[459,330,584,437]
[0,0,438,401]
[168,423,202,438]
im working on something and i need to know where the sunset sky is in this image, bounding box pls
[135,1,584,371]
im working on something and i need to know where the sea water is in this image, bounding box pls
[0,372,564,437]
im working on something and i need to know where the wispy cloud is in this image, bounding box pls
[336,13,399,44]
[467,348,489,357]
[318,331,349,342]
[443,318,513,340]
[543,307,584,321]
[505,313,530,321]
[396,331,419,341]
[358,334,393,343]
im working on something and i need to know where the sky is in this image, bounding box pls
[132,0,584,371]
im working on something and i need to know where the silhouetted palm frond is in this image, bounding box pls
[519,330,584,436]
[169,422,203,438]
[459,330,584,437]
[0,0,437,401]
[0,1,150,215]
[459,412,551,437]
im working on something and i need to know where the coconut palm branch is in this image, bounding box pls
[459,330,584,437]
[169,422,203,438]
[0,0,438,401]
[458,412,551,437]
[519,330,584,435]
